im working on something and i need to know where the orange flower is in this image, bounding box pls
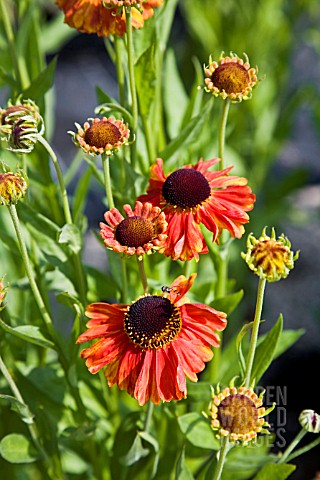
[69,117,130,156]
[100,200,167,258]
[56,0,163,37]
[138,158,256,261]
[77,274,227,405]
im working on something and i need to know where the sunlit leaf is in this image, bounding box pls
[0,434,38,464]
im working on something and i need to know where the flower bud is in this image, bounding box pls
[0,171,28,205]
[241,227,299,282]
[299,410,320,433]
[0,99,44,153]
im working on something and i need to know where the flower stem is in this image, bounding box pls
[218,99,231,171]
[278,428,307,464]
[212,436,229,480]
[0,0,28,90]
[283,436,320,463]
[121,256,128,303]
[101,153,115,210]
[141,113,156,166]
[244,277,267,388]
[114,35,125,106]
[8,204,61,347]
[144,401,154,433]
[7,204,87,421]
[37,135,72,224]
[137,257,148,293]
[37,135,87,306]
[125,7,138,168]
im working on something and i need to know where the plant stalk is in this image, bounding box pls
[244,277,267,387]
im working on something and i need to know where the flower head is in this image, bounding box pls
[209,384,272,444]
[299,410,320,434]
[56,0,163,37]
[100,200,167,258]
[138,158,256,261]
[242,227,299,282]
[204,52,258,102]
[70,117,130,156]
[0,99,44,153]
[0,171,28,206]
[77,274,227,405]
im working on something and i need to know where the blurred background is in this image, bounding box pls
[1,0,320,478]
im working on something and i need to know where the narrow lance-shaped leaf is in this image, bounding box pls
[251,314,283,384]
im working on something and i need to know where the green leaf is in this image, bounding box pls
[163,49,188,138]
[181,56,204,128]
[57,223,82,255]
[95,86,120,107]
[119,433,150,467]
[55,291,83,312]
[22,56,58,101]
[251,315,283,384]
[159,101,213,164]
[18,203,67,262]
[273,329,305,358]
[186,382,212,403]
[0,318,55,349]
[156,0,179,53]
[0,433,38,464]
[135,42,157,119]
[252,463,296,480]
[176,446,194,480]
[178,413,219,450]
[236,322,253,378]
[0,395,34,425]
[0,67,18,90]
[212,290,244,315]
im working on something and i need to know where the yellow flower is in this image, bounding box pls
[204,52,258,102]
[242,227,299,282]
[0,171,28,206]
[209,384,272,444]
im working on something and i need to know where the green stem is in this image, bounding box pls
[125,7,138,168]
[0,354,63,479]
[8,204,61,345]
[37,135,72,224]
[101,153,114,209]
[212,436,229,480]
[141,113,156,166]
[121,256,128,303]
[214,237,228,299]
[137,257,148,293]
[144,401,154,433]
[114,36,125,106]
[8,205,87,421]
[98,370,114,414]
[37,135,87,306]
[218,99,231,170]
[284,436,320,463]
[0,0,27,90]
[244,277,267,388]
[278,428,307,464]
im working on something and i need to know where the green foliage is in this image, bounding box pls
[0,0,318,479]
